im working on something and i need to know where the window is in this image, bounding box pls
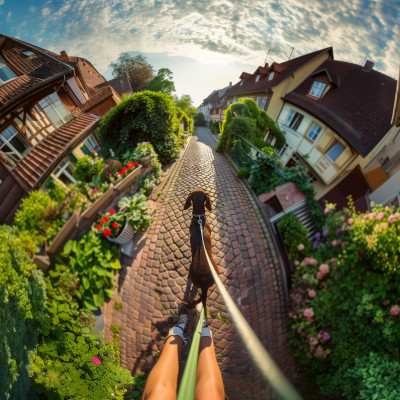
[240,79,243,85]
[256,97,261,107]
[260,97,267,110]
[53,158,77,185]
[278,143,288,157]
[85,135,98,151]
[266,132,274,144]
[307,124,322,141]
[309,81,326,98]
[255,75,260,82]
[307,172,317,183]
[326,140,345,162]
[286,111,304,131]
[22,51,35,56]
[0,125,31,164]
[0,57,17,85]
[39,93,73,128]
[268,72,275,81]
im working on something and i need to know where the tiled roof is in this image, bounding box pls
[72,57,107,96]
[13,113,99,189]
[203,89,217,103]
[0,36,74,114]
[71,86,120,116]
[211,98,228,110]
[225,47,333,97]
[93,72,132,96]
[283,59,397,157]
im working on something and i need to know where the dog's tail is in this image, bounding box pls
[183,287,208,319]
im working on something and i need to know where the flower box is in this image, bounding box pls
[107,217,135,245]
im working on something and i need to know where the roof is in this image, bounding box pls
[71,56,107,96]
[72,85,120,116]
[0,35,74,115]
[211,98,228,110]
[225,47,333,97]
[203,89,217,103]
[13,113,99,189]
[94,72,132,96]
[392,66,400,126]
[283,59,397,157]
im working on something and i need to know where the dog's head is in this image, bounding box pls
[184,188,212,212]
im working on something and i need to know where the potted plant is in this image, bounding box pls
[107,161,139,184]
[95,209,135,244]
[118,192,153,233]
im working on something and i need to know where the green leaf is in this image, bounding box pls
[62,240,73,256]
[95,280,104,289]
[59,312,70,321]
[110,258,121,270]
[53,316,60,325]
[82,276,90,289]
[92,289,105,307]
[62,332,75,342]
[83,297,97,311]
[104,287,114,299]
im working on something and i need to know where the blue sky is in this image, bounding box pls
[1,0,399,106]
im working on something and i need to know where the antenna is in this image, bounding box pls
[288,47,294,60]
[264,49,272,64]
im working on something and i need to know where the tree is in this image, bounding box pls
[186,107,197,118]
[194,112,205,126]
[146,68,176,94]
[175,94,193,111]
[109,53,154,92]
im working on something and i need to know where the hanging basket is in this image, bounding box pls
[107,218,135,245]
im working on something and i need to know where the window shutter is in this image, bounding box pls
[316,131,333,152]
[334,148,352,168]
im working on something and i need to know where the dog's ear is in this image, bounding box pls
[184,193,193,210]
[204,192,212,211]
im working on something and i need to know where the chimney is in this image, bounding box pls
[264,62,269,70]
[363,60,374,72]
[229,81,232,87]
[60,50,69,60]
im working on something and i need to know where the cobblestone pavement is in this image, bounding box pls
[105,127,293,399]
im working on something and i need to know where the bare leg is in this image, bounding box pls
[195,337,225,400]
[142,336,183,400]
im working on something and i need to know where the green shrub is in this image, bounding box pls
[194,112,205,126]
[237,168,250,179]
[277,213,310,260]
[177,107,194,133]
[125,374,147,399]
[318,353,400,399]
[98,91,181,164]
[73,154,105,184]
[46,179,68,204]
[249,136,268,151]
[118,192,153,233]
[212,120,222,134]
[0,226,49,400]
[32,335,133,399]
[56,231,121,310]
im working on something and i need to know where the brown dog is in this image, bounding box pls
[183,188,219,318]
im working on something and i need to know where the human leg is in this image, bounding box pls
[194,324,225,400]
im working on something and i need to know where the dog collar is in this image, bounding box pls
[192,213,205,218]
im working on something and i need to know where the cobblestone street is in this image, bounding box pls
[105,127,293,399]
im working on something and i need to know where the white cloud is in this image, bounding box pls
[42,7,51,17]
[29,6,36,12]
[6,11,10,21]
[0,0,4,6]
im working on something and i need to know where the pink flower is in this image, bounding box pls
[319,264,329,275]
[322,332,330,341]
[306,352,312,359]
[377,212,384,221]
[348,218,353,224]
[395,213,400,219]
[316,272,323,280]
[324,208,330,215]
[297,327,302,334]
[340,216,345,222]
[368,213,374,220]
[92,357,101,365]
[331,240,337,247]
[309,337,318,347]
[294,261,300,266]
[390,305,399,316]
[303,308,314,319]
[389,215,395,224]
[308,290,316,298]
[304,257,311,265]
[311,258,318,266]
[359,250,364,255]
[349,225,353,230]
[297,244,305,251]
[383,300,390,306]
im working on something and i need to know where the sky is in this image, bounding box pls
[1,0,400,106]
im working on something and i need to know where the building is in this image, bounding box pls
[276,59,396,210]
[0,35,124,223]
[216,48,333,127]
[197,83,232,123]
[94,72,133,97]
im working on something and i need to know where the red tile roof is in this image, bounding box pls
[71,85,120,116]
[93,72,132,96]
[225,47,333,97]
[71,57,107,96]
[13,113,99,189]
[0,36,74,114]
[283,59,397,157]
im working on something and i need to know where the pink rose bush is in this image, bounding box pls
[287,200,400,392]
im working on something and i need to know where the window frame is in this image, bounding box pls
[38,93,73,128]
[326,140,345,162]
[0,124,32,164]
[278,143,289,157]
[268,72,275,81]
[240,79,243,85]
[256,97,261,107]
[0,56,17,86]
[309,81,327,98]
[260,97,267,110]
[306,123,323,142]
[286,110,304,131]
[255,75,260,82]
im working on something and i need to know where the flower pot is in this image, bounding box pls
[139,155,152,167]
[107,218,135,245]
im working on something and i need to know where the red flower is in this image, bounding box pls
[112,222,118,229]
[109,209,115,215]
[133,162,138,166]
[100,219,105,224]
[77,282,80,286]
[122,168,128,174]
[73,291,76,296]
[60,281,64,285]
[103,216,109,222]
[109,173,112,176]
[96,224,102,230]
[102,228,112,237]
[116,172,120,176]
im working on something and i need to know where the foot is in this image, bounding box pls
[195,303,213,339]
[164,304,193,346]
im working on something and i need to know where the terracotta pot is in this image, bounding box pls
[139,155,152,167]
[107,218,135,245]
